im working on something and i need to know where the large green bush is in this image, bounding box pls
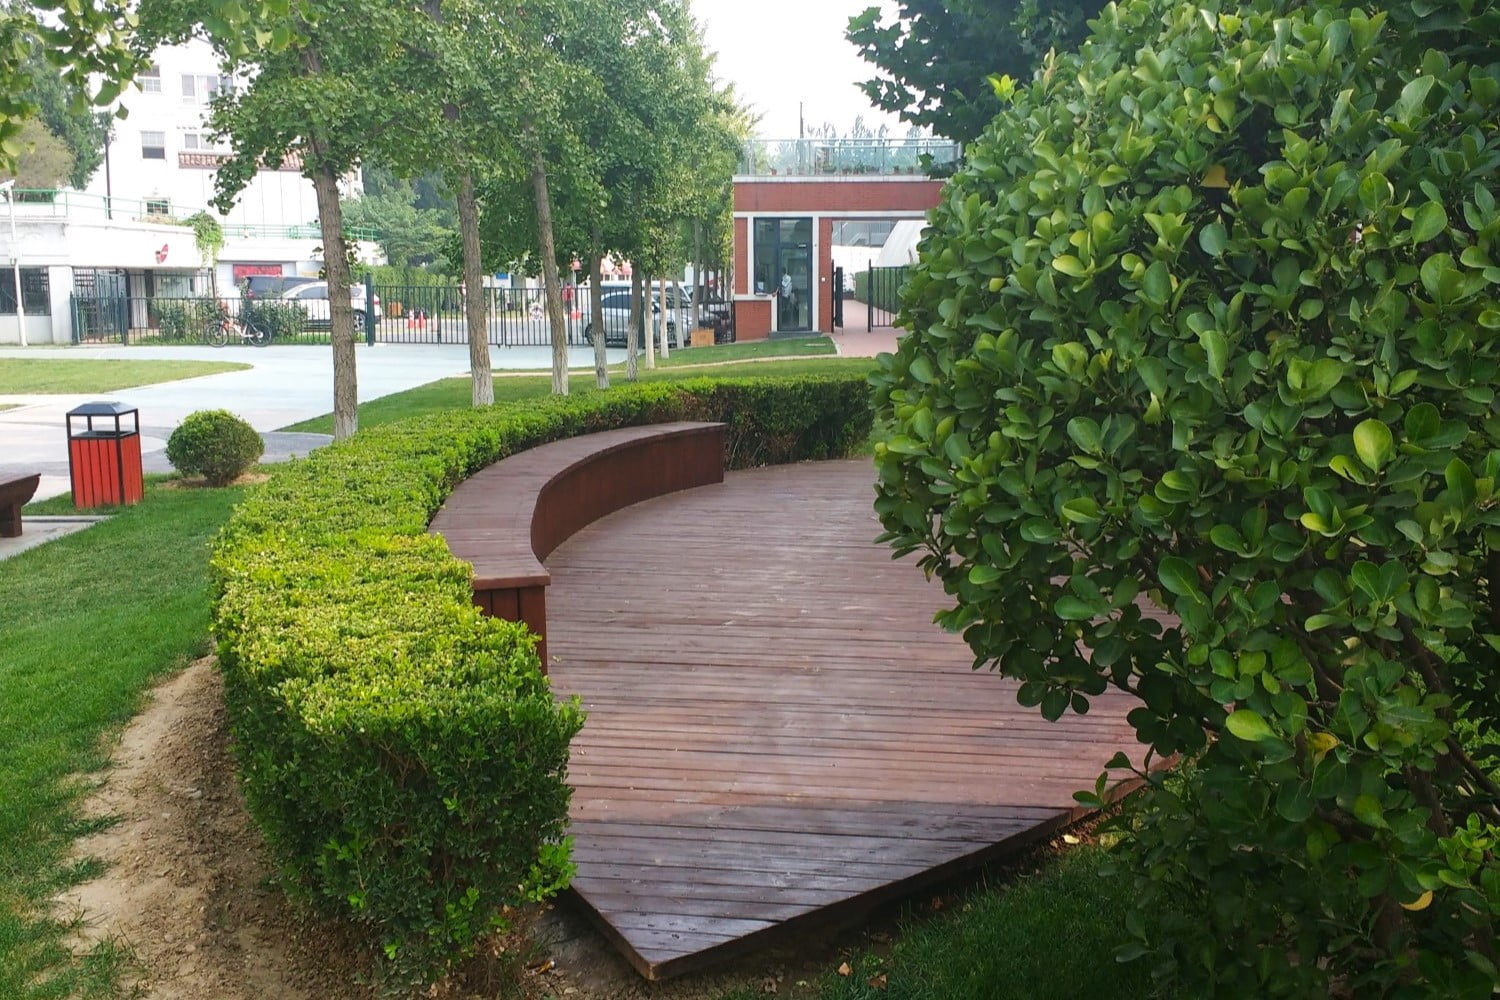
[871,0,1499,995]
[166,409,264,485]
[212,375,870,989]
[240,298,309,340]
[154,298,223,342]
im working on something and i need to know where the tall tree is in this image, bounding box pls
[16,49,109,188]
[846,0,1101,143]
[1,119,74,189]
[142,0,427,440]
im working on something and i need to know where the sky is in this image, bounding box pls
[687,0,907,140]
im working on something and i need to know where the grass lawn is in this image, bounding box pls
[0,403,17,412]
[282,355,878,434]
[0,359,250,394]
[722,845,1162,1000]
[637,335,835,367]
[0,483,244,999]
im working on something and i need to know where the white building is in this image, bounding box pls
[83,38,358,231]
[0,38,375,345]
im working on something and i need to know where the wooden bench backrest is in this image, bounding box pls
[430,422,726,667]
[0,473,41,538]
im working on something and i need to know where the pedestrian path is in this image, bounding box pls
[0,343,599,502]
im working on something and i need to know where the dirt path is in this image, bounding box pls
[56,659,364,999]
[54,661,858,999]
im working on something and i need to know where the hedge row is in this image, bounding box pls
[209,375,872,987]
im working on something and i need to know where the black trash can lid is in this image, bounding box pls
[67,400,138,417]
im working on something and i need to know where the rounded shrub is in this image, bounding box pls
[166,409,264,486]
[872,0,1500,996]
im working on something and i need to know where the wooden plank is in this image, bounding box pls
[543,459,1145,980]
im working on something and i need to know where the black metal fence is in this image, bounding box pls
[858,267,909,330]
[70,294,351,345]
[71,287,597,346]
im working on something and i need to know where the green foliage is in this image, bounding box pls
[14,47,108,189]
[846,0,1102,144]
[212,374,870,988]
[186,211,224,268]
[343,183,455,269]
[871,0,1500,994]
[166,409,264,485]
[0,1,139,176]
[153,298,223,342]
[4,118,75,190]
[240,298,307,339]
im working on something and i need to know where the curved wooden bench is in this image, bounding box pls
[429,422,726,668]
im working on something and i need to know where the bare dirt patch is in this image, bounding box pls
[56,659,366,1000]
[52,660,865,999]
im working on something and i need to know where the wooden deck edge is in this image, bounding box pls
[565,779,1148,982]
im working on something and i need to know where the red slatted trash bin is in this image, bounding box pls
[66,401,143,509]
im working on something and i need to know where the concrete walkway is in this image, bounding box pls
[0,342,618,502]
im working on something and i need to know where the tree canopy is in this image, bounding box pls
[0,0,141,176]
[846,0,1102,143]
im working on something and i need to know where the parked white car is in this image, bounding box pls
[278,281,381,328]
[577,284,688,348]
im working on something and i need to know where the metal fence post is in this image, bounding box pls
[365,281,376,346]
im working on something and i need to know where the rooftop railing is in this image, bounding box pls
[736,138,961,178]
[0,188,380,242]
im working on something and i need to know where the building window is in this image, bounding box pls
[144,198,171,218]
[183,132,201,150]
[140,63,161,93]
[141,131,166,160]
[753,217,813,332]
[181,74,234,104]
[0,268,52,316]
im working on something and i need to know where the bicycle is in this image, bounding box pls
[207,310,272,347]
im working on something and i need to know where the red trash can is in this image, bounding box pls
[66,401,144,509]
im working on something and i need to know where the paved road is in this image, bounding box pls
[0,342,620,502]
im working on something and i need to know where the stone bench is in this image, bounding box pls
[428,422,726,668]
[0,473,41,538]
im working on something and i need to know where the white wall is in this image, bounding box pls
[79,38,359,229]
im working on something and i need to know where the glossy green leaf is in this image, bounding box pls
[1353,419,1394,471]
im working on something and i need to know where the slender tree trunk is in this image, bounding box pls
[643,271,657,371]
[590,230,608,390]
[528,141,568,395]
[626,270,640,382]
[309,158,358,440]
[658,276,670,359]
[456,171,493,406]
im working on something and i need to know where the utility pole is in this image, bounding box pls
[1,181,25,347]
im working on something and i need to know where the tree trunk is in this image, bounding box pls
[309,158,358,440]
[626,270,640,382]
[529,142,568,395]
[658,276,670,359]
[457,170,493,406]
[590,229,608,390]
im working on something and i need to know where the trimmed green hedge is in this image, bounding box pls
[210,375,871,987]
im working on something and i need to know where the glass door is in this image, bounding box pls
[753,217,814,333]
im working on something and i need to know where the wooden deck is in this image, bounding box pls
[544,459,1142,980]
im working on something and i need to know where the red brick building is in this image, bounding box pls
[730,140,956,341]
